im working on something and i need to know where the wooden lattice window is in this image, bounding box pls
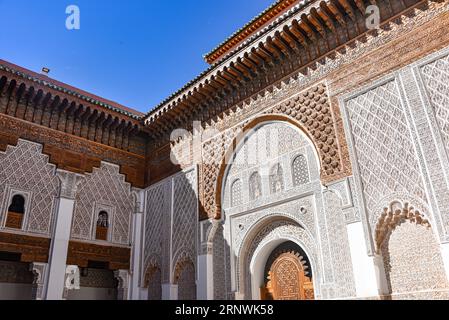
[5,195,25,229]
[95,211,109,241]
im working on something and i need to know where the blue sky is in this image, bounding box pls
[0,0,274,113]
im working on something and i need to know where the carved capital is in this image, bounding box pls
[57,170,85,200]
[132,188,144,214]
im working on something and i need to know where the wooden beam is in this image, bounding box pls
[273,32,295,56]
[338,0,356,21]
[258,42,277,62]
[266,36,286,59]
[353,0,366,14]
[230,62,251,81]
[305,12,327,38]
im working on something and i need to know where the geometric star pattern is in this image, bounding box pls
[0,140,59,235]
[420,53,449,157]
[72,162,133,245]
[346,80,427,227]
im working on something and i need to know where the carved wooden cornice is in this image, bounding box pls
[144,0,423,144]
[67,241,131,270]
[0,66,146,155]
[0,61,143,119]
[0,61,148,188]
[205,0,301,64]
[0,232,51,263]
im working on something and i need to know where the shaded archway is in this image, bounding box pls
[66,261,118,300]
[375,202,449,299]
[144,265,162,301]
[174,258,196,300]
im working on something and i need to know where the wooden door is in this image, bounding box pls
[262,251,314,300]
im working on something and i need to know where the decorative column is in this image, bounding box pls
[372,253,390,297]
[130,188,144,300]
[46,170,84,300]
[440,243,449,283]
[30,263,49,300]
[197,245,213,300]
[197,219,216,300]
[114,270,130,300]
[346,221,382,298]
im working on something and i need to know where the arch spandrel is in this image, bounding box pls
[213,114,323,220]
[200,82,352,220]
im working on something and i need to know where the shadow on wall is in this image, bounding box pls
[376,203,449,300]
[67,267,118,301]
[143,150,201,300]
[0,253,34,300]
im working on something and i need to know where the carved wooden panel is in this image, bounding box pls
[0,232,50,263]
[5,212,24,229]
[95,226,108,241]
[66,241,131,270]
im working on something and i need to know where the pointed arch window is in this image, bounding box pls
[270,164,284,194]
[95,211,109,241]
[292,155,310,186]
[231,179,242,207]
[249,172,262,201]
[6,195,25,229]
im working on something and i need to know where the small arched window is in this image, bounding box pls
[95,211,109,241]
[292,155,310,186]
[6,195,25,229]
[270,164,284,194]
[231,179,242,207]
[249,172,262,201]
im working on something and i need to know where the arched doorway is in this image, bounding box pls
[219,120,322,300]
[144,266,162,300]
[375,202,449,299]
[260,242,314,300]
[174,259,196,300]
